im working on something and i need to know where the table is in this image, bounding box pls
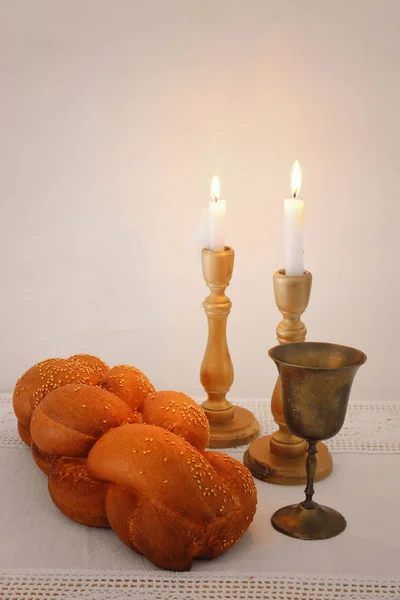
[1,395,400,599]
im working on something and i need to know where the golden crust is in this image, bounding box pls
[141,391,210,452]
[17,421,31,446]
[70,354,109,377]
[101,365,155,412]
[13,355,106,432]
[31,384,138,458]
[48,457,109,527]
[31,442,55,475]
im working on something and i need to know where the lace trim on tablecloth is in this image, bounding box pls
[1,394,399,453]
[0,570,399,600]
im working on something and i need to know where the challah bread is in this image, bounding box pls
[30,384,138,458]
[101,365,155,412]
[141,391,210,452]
[13,355,258,571]
[13,355,105,440]
[203,450,257,546]
[70,354,109,377]
[31,442,54,475]
[48,457,109,527]
[17,421,31,446]
[87,423,257,571]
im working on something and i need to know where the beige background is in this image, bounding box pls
[0,0,398,400]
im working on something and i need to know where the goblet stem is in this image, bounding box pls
[302,441,318,509]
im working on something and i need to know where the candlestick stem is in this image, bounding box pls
[244,269,333,484]
[200,249,234,420]
[200,247,259,447]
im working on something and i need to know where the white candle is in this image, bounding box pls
[206,175,226,252]
[284,161,304,276]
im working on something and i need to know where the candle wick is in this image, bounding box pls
[293,191,297,198]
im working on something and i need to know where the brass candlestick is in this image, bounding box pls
[269,342,366,540]
[200,247,259,448]
[244,269,333,485]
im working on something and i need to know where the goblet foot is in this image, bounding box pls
[271,502,346,540]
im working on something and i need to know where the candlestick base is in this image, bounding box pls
[244,436,332,485]
[204,405,259,449]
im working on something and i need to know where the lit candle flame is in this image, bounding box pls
[291,160,301,198]
[211,175,220,202]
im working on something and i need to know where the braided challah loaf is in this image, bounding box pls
[87,423,257,570]
[30,383,138,473]
[13,355,257,571]
[13,354,109,445]
[101,364,155,412]
[141,390,210,452]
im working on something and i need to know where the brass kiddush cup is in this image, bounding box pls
[268,342,367,540]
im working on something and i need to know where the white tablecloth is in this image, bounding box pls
[1,395,400,599]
